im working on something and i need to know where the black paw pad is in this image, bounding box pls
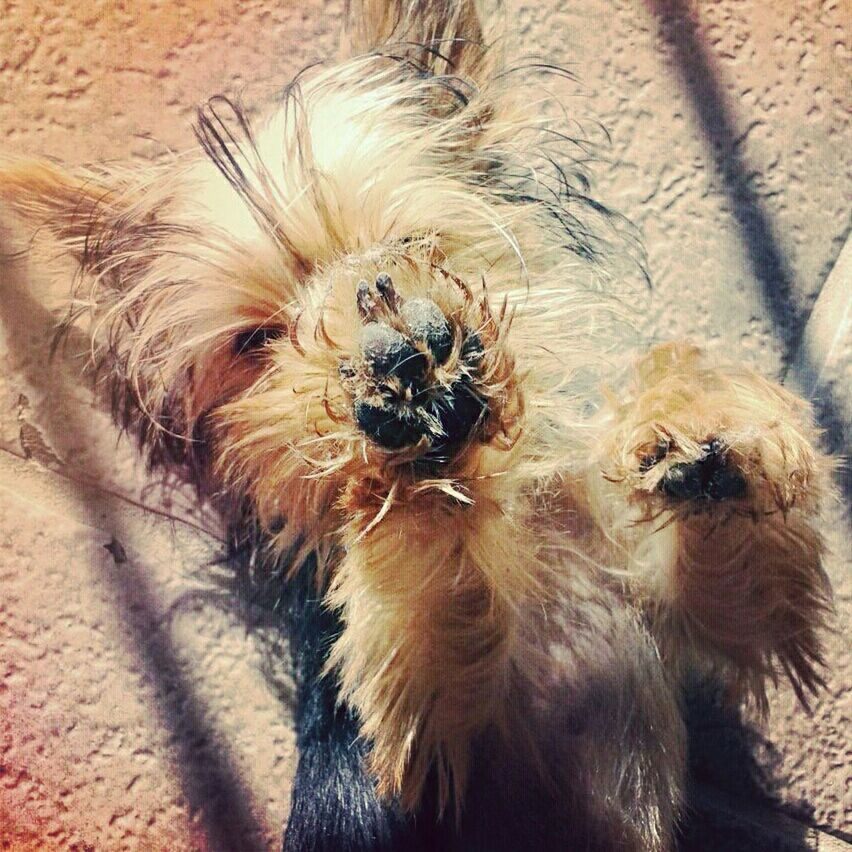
[658,440,747,502]
[429,381,488,452]
[345,274,488,455]
[460,331,484,365]
[354,400,426,450]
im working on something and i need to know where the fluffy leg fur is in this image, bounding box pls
[278,555,432,852]
[588,342,834,708]
[328,481,523,815]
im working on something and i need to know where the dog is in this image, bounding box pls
[0,1,835,849]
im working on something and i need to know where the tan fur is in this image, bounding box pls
[588,342,834,710]
[0,1,835,845]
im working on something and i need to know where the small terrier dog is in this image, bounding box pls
[0,1,834,849]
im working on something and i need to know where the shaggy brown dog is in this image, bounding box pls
[0,1,833,849]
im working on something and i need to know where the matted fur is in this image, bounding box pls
[0,1,834,847]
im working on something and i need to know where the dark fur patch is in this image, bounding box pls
[278,557,434,852]
[270,550,642,852]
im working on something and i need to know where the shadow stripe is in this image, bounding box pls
[645,0,851,506]
[0,236,267,852]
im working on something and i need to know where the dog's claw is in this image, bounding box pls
[375,272,401,312]
[357,280,376,320]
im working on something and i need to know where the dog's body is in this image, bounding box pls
[0,1,834,849]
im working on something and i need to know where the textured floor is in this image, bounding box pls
[0,1,849,850]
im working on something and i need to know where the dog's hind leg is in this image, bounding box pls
[279,555,439,852]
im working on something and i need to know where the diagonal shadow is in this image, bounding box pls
[0,232,267,852]
[678,679,825,851]
[646,0,851,506]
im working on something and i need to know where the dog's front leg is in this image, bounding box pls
[591,342,834,708]
[327,480,521,818]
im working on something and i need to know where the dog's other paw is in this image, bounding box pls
[599,344,834,708]
[628,420,823,522]
[604,343,831,520]
[339,274,488,458]
[645,438,747,503]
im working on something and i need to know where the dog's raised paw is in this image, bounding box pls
[341,274,487,456]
